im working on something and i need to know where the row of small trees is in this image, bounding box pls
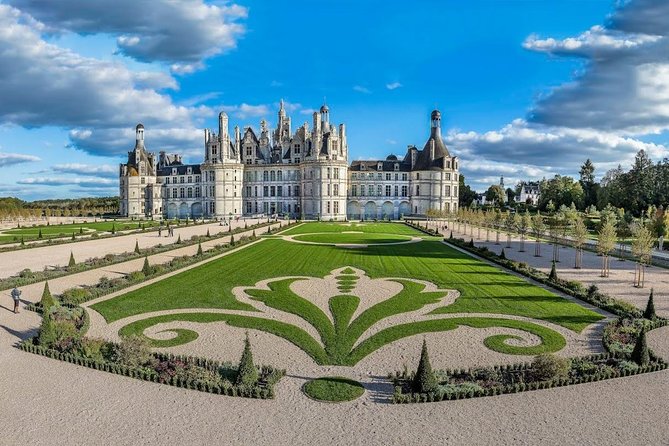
[440,207,657,288]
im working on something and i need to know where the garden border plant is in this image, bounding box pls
[0,220,279,292]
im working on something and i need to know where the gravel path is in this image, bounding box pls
[0,218,264,279]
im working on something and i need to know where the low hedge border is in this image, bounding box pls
[0,220,280,292]
[391,351,668,404]
[18,340,284,399]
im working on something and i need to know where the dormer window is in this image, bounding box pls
[171,168,177,175]
[187,167,192,175]
[394,163,399,171]
[377,162,383,171]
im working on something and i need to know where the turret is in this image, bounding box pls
[320,104,329,126]
[430,110,441,138]
[218,112,228,139]
[135,123,145,149]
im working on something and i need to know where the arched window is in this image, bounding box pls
[263,171,269,181]
[277,170,283,181]
[270,171,276,181]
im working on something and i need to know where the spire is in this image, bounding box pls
[430,110,441,138]
[279,98,286,118]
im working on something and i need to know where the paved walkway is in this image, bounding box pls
[0,218,265,280]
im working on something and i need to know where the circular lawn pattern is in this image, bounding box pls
[292,232,413,245]
[302,376,365,402]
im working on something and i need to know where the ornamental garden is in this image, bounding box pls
[21,221,666,403]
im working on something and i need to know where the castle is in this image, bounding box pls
[119,103,459,220]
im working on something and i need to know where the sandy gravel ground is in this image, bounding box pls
[1,221,668,445]
[0,218,264,279]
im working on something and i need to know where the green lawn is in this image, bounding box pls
[283,222,420,236]
[93,222,603,366]
[303,377,365,402]
[293,232,412,244]
[3,220,163,237]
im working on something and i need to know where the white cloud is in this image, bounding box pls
[524,0,669,135]
[221,103,270,119]
[0,152,40,166]
[6,0,247,71]
[386,82,402,90]
[353,85,371,94]
[52,163,117,178]
[17,176,116,187]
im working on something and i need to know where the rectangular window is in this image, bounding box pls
[277,186,283,197]
[288,185,291,197]
[180,188,185,198]
[445,173,451,180]
[352,185,357,196]
[416,186,420,196]
[188,176,192,183]
[327,168,331,179]
[295,185,300,197]
[278,171,283,181]
[180,177,184,183]
[401,185,408,197]
[263,186,268,196]
[368,185,374,196]
[377,185,382,196]
[327,201,331,213]
[334,201,339,214]
[394,185,398,196]
[187,188,193,198]
[327,184,331,196]
[195,187,201,198]
[385,173,391,181]
[333,184,339,196]
[385,185,391,196]
[246,186,251,197]
[377,173,382,180]
[334,168,339,179]
[445,185,451,196]
[270,186,276,197]
[402,173,408,181]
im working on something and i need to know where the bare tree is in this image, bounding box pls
[597,220,617,277]
[631,223,654,288]
[572,215,588,269]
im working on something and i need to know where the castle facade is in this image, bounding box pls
[119,103,459,220]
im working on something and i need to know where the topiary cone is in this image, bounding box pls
[142,256,152,276]
[197,242,203,256]
[40,281,55,310]
[134,240,140,254]
[412,339,438,393]
[631,327,650,366]
[643,289,656,320]
[236,333,258,387]
[68,251,76,268]
[548,261,558,281]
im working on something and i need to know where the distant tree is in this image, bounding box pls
[458,174,477,208]
[531,212,545,257]
[579,158,598,208]
[485,185,506,208]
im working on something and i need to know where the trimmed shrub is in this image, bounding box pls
[134,240,141,254]
[643,289,656,320]
[68,251,76,268]
[197,242,203,256]
[40,281,55,310]
[38,228,43,239]
[236,334,259,387]
[141,256,152,276]
[176,234,181,244]
[412,339,438,393]
[499,248,506,260]
[532,353,570,381]
[113,335,153,368]
[548,261,558,282]
[631,328,650,366]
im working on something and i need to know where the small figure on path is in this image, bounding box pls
[11,287,21,313]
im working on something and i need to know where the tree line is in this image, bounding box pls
[0,196,119,220]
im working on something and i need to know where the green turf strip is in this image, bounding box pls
[303,377,364,402]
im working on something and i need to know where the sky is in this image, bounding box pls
[0,0,668,200]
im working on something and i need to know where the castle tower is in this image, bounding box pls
[119,123,161,218]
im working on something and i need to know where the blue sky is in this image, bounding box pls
[1,0,668,200]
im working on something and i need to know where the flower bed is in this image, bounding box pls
[390,352,667,403]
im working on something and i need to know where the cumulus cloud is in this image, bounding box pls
[444,119,668,189]
[6,0,247,70]
[386,82,402,90]
[220,103,270,119]
[0,152,40,166]
[0,4,212,157]
[17,177,116,187]
[52,163,118,178]
[524,0,669,135]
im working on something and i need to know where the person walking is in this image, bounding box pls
[11,287,21,313]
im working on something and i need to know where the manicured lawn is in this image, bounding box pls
[282,222,420,236]
[293,232,412,244]
[303,377,365,402]
[3,220,162,237]
[93,222,603,366]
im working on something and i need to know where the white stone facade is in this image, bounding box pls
[119,105,458,220]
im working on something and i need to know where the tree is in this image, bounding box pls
[236,334,259,387]
[485,185,506,208]
[631,223,654,288]
[111,224,116,235]
[38,228,43,239]
[629,149,655,215]
[650,207,668,251]
[631,327,649,366]
[141,256,152,276]
[643,289,656,319]
[458,174,477,208]
[597,220,617,277]
[548,261,558,281]
[134,240,140,254]
[531,212,545,257]
[504,211,514,248]
[412,339,438,393]
[196,242,203,256]
[539,175,585,211]
[572,215,588,269]
[68,251,76,268]
[579,159,597,208]
[40,281,55,310]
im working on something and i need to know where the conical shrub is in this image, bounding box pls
[68,251,76,268]
[412,339,438,393]
[134,240,140,254]
[40,281,55,310]
[197,242,203,256]
[643,289,656,320]
[176,234,181,244]
[38,228,43,239]
[499,248,506,260]
[548,261,558,281]
[142,256,152,276]
[236,334,258,387]
[631,327,650,366]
